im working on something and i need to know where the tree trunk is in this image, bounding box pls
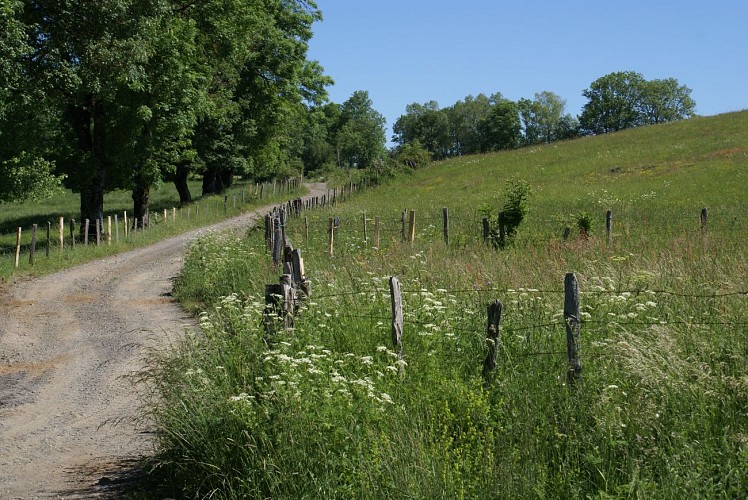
[132,183,150,229]
[202,168,218,196]
[173,163,192,205]
[219,167,234,190]
[76,98,106,238]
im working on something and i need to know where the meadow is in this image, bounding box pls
[144,111,748,498]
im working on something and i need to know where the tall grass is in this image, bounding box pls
[145,113,748,497]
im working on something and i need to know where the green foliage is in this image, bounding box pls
[576,212,593,235]
[0,153,64,203]
[580,71,696,134]
[393,140,432,170]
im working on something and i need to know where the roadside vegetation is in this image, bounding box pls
[147,111,748,497]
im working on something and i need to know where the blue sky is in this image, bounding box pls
[307,1,748,144]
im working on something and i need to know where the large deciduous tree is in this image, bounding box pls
[335,90,386,168]
[580,71,696,135]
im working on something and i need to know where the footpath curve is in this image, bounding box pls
[0,183,326,498]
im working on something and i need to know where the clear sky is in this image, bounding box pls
[307,0,748,145]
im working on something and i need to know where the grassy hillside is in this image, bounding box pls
[150,113,747,498]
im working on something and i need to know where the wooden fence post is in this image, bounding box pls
[304,216,309,242]
[172,207,176,221]
[30,224,37,265]
[84,219,89,246]
[408,209,416,243]
[272,217,283,266]
[363,211,368,244]
[114,215,119,243]
[46,221,51,257]
[328,217,335,257]
[389,276,403,359]
[482,299,503,380]
[107,215,112,244]
[15,227,21,268]
[58,216,64,252]
[700,207,708,232]
[401,209,407,241]
[374,216,381,248]
[443,207,449,246]
[124,211,128,239]
[96,218,101,246]
[564,272,582,385]
[606,210,613,244]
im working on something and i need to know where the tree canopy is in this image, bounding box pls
[0,0,332,224]
[580,71,695,134]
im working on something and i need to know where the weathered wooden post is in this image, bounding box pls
[14,227,21,268]
[389,276,403,359]
[58,216,64,252]
[123,211,128,239]
[304,216,309,242]
[363,211,368,244]
[700,207,708,232]
[328,217,335,257]
[408,209,416,243]
[401,209,407,241]
[272,217,283,266]
[374,216,381,248]
[106,216,112,244]
[443,207,449,246]
[46,221,51,257]
[606,210,613,244]
[564,272,582,385]
[84,219,90,246]
[70,219,76,248]
[95,218,101,246]
[30,224,37,265]
[482,299,503,381]
[172,207,176,221]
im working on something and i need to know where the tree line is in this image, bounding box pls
[0,0,339,229]
[392,71,696,161]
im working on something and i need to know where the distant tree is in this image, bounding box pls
[478,99,521,151]
[580,71,696,135]
[336,90,386,168]
[392,101,451,159]
[518,91,577,145]
[579,71,646,134]
[638,78,696,124]
[446,94,494,155]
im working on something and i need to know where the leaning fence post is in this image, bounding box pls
[15,227,21,268]
[443,207,449,246]
[389,276,403,360]
[482,299,503,380]
[700,207,708,232]
[564,272,582,385]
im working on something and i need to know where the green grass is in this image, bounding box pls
[0,179,304,282]
[146,112,747,498]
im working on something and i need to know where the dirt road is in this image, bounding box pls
[0,185,325,498]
